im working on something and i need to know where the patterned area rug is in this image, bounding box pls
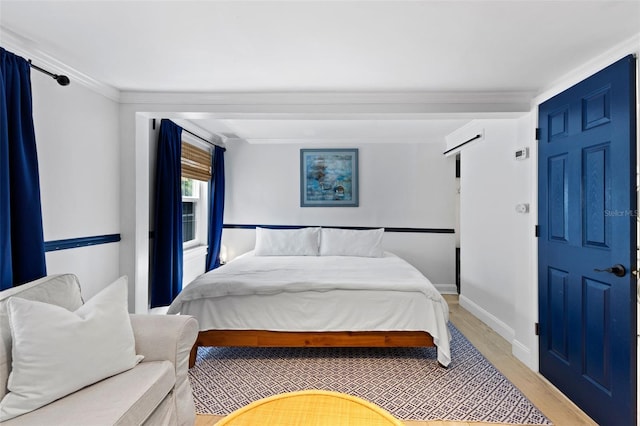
[189,324,551,424]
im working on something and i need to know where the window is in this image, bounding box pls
[181,177,209,248]
[181,141,211,249]
[181,178,199,243]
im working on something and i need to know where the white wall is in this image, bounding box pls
[222,140,457,287]
[457,119,534,359]
[30,71,121,301]
[512,112,538,366]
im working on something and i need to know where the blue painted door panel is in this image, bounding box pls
[538,55,636,426]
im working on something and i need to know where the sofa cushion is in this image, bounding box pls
[2,361,175,426]
[0,274,83,401]
[0,277,142,421]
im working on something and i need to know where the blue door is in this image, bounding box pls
[538,55,636,425]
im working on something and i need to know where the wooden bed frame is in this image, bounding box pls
[188,329,436,368]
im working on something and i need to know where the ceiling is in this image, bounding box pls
[1,0,639,145]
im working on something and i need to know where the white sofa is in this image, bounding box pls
[0,274,199,425]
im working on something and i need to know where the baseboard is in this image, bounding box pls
[435,283,458,294]
[458,295,515,343]
[458,296,539,370]
[512,339,537,371]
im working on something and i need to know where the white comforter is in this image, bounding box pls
[168,251,451,366]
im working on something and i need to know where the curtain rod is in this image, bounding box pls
[28,60,70,86]
[153,119,226,150]
[442,134,482,155]
[182,127,220,149]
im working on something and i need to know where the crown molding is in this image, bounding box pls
[119,91,533,120]
[1,26,121,102]
[243,137,447,145]
[119,90,534,111]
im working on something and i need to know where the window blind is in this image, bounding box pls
[181,141,211,182]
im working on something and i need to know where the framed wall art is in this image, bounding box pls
[300,148,359,207]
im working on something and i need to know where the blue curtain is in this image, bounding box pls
[205,145,225,271]
[150,119,183,307]
[0,48,46,290]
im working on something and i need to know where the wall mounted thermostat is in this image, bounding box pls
[515,147,529,160]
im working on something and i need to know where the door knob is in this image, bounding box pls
[594,264,626,277]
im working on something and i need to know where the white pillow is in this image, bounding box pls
[0,276,143,421]
[320,228,385,257]
[254,227,320,256]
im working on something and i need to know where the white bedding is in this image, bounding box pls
[168,251,451,366]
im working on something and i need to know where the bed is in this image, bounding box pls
[167,227,451,367]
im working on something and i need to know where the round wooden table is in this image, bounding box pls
[214,389,404,426]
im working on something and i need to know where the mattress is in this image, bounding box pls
[168,251,451,365]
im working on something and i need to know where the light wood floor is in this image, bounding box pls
[195,295,596,426]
